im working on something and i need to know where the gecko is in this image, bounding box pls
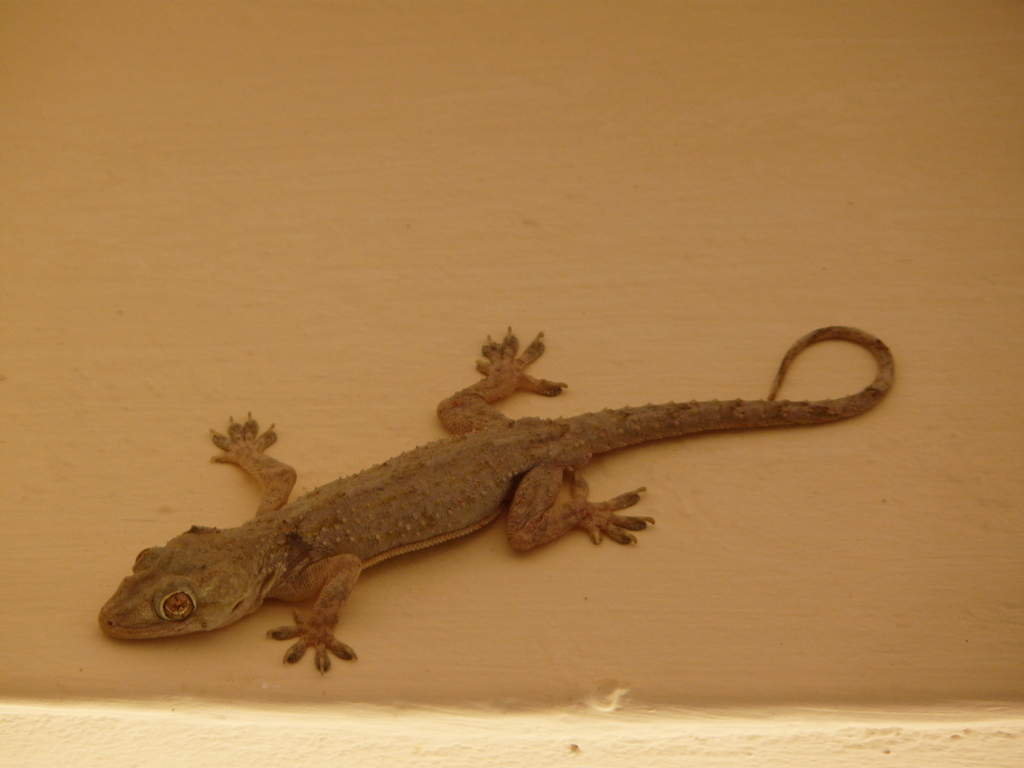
[99,326,894,673]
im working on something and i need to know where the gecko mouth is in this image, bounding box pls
[99,609,153,638]
[98,600,201,639]
[99,607,156,638]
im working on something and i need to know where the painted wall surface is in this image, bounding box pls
[1,0,1022,718]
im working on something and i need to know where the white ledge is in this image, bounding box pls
[2,699,1022,767]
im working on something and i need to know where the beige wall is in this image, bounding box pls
[1,0,1022,728]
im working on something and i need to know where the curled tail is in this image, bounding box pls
[766,325,894,414]
[578,326,894,453]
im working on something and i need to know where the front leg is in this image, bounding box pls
[507,465,652,550]
[437,329,568,434]
[266,554,362,673]
[210,414,297,516]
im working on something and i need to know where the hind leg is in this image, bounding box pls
[437,329,567,434]
[507,465,652,550]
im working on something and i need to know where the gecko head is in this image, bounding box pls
[99,525,275,640]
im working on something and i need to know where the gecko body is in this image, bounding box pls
[100,326,893,672]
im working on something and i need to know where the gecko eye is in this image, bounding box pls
[157,590,196,621]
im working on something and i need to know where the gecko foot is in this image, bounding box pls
[476,328,567,396]
[569,474,653,545]
[210,413,277,463]
[268,611,357,674]
[209,413,297,515]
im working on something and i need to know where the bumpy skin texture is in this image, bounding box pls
[99,326,894,672]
